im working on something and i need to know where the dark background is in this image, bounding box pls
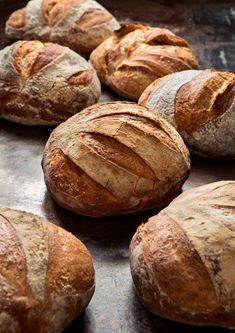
[0,1,235,332]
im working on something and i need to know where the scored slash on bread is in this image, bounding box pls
[139,68,235,159]
[90,24,198,100]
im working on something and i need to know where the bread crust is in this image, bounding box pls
[0,208,95,333]
[130,181,235,328]
[42,101,190,217]
[139,69,235,159]
[5,0,120,58]
[0,40,101,125]
[90,24,198,100]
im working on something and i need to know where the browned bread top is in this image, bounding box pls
[130,181,235,328]
[11,40,65,78]
[42,101,190,217]
[0,40,101,125]
[90,24,198,100]
[139,69,235,159]
[41,0,83,27]
[41,0,113,28]
[175,69,235,133]
[5,0,120,58]
[0,208,95,333]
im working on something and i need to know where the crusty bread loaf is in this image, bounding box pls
[5,0,120,58]
[0,40,101,125]
[130,180,235,328]
[42,101,190,217]
[90,24,198,100]
[0,208,95,333]
[139,68,235,159]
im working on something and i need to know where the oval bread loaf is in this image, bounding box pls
[0,208,95,333]
[90,24,198,100]
[139,68,235,159]
[0,40,101,125]
[130,181,235,328]
[5,0,120,58]
[42,101,190,217]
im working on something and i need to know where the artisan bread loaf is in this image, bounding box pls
[0,208,95,333]
[0,40,101,125]
[42,101,190,217]
[139,68,235,159]
[130,181,235,328]
[5,0,120,58]
[90,24,198,100]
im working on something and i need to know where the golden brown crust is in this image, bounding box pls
[175,69,235,133]
[6,8,26,29]
[68,69,93,87]
[90,24,198,100]
[45,148,123,216]
[130,181,235,328]
[144,214,218,312]
[41,0,82,27]
[0,208,95,333]
[144,28,189,47]
[42,101,190,216]
[77,8,113,28]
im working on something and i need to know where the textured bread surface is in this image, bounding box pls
[90,24,198,100]
[0,208,95,333]
[0,40,101,125]
[130,180,235,328]
[139,68,235,159]
[5,0,120,58]
[42,101,190,217]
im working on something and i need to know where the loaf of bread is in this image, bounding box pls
[42,101,190,217]
[5,0,120,58]
[90,24,198,100]
[0,208,95,333]
[139,69,235,159]
[0,40,101,125]
[130,180,235,328]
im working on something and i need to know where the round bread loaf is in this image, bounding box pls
[139,68,235,159]
[90,24,198,100]
[5,0,120,58]
[0,208,95,333]
[0,40,101,125]
[42,101,190,217]
[130,181,235,328]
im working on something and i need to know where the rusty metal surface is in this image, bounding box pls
[0,1,235,332]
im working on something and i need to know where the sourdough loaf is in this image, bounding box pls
[0,40,101,125]
[5,0,120,58]
[130,181,235,328]
[0,208,95,333]
[42,101,190,216]
[90,24,198,100]
[139,69,235,159]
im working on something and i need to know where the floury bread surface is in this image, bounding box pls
[42,102,190,217]
[90,24,198,100]
[0,208,95,333]
[0,40,101,125]
[5,0,120,58]
[130,181,235,328]
[139,69,235,159]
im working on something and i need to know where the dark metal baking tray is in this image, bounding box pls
[0,1,235,332]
